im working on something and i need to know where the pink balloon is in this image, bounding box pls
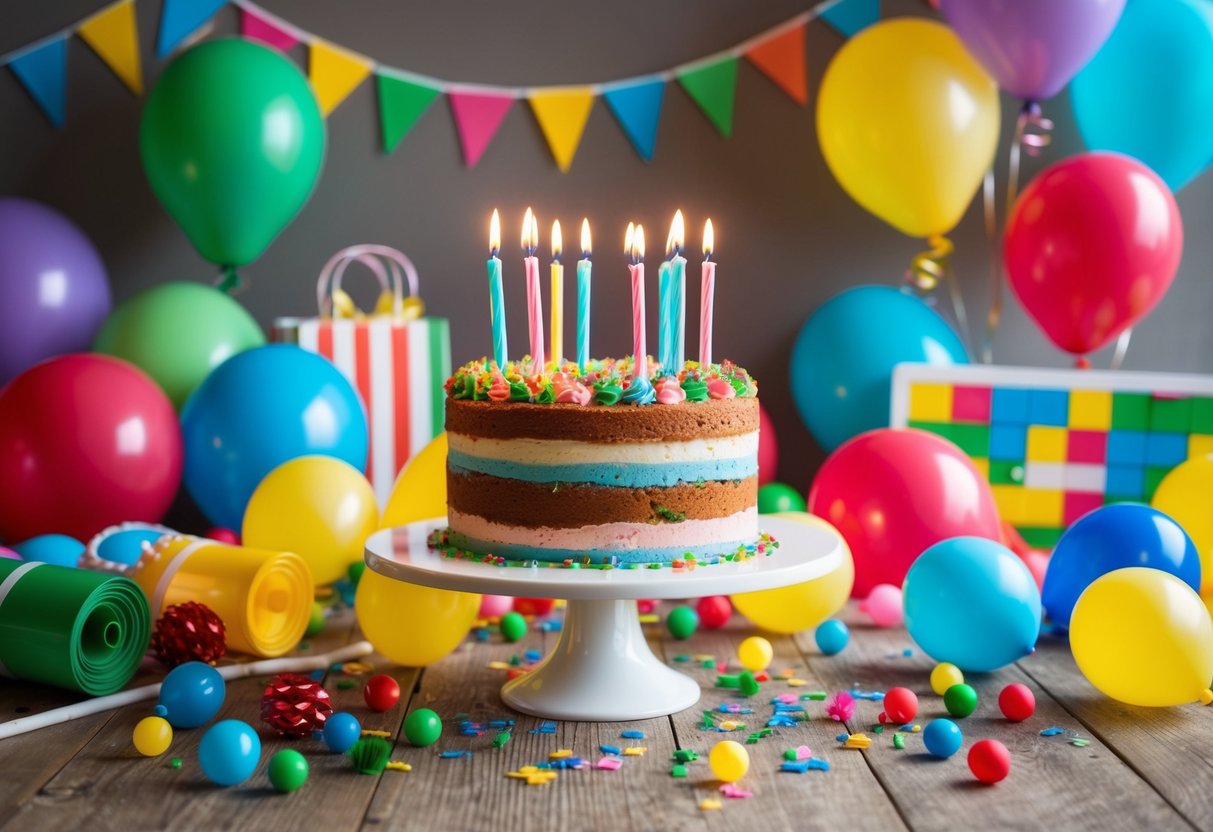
[479,594,513,619]
[758,404,778,486]
[1022,551,1050,592]
[0,546,19,561]
[860,584,904,628]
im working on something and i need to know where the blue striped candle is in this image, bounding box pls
[657,260,671,373]
[670,251,686,371]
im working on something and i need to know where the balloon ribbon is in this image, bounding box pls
[907,234,970,351]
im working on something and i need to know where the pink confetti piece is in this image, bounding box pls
[596,758,623,770]
[825,691,856,722]
[796,745,812,761]
[774,693,798,705]
[719,783,753,799]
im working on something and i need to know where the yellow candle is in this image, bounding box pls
[550,219,563,366]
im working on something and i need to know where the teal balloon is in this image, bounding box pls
[140,39,325,266]
[791,286,969,452]
[757,483,807,514]
[1071,0,1213,191]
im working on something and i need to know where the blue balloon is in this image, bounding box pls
[94,525,167,568]
[1071,0,1213,191]
[199,720,261,786]
[322,711,362,753]
[904,537,1041,672]
[12,534,84,567]
[790,286,968,452]
[814,619,849,656]
[180,344,368,529]
[923,719,963,758]
[159,661,226,728]
[1042,503,1200,630]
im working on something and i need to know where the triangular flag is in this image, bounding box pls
[8,37,68,127]
[78,0,143,95]
[309,40,373,117]
[603,78,664,162]
[448,91,514,167]
[745,23,807,105]
[156,0,227,58]
[240,7,299,52]
[377,72,441,153]
[529,88,594,172]
[678,57,738,138]
[820,0,879,39]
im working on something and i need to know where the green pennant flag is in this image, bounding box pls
[677,57,739,138]
[377,72,442,154]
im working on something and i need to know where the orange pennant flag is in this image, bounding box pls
[745,22,807,106]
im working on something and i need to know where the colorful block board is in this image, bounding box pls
[891,364,1213,548]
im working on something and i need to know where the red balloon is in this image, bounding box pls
[968,738,1012,784]
[1004,152,1183,357]
[0,354,182,541]
[808,428,1002,597]
[758,404,778,485]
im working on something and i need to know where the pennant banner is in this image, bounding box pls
[746,22,807,106]
[821,0,880,39]
[8,37,68,128]
[449,92,514,168]
[678,57,739,139]
[157,0,227,58]
[529,88,595,172]
[603,79,664,163]
[240,7,300,53]
[78,0,143,95]
[377,72,441,153]
[309,40,373,117]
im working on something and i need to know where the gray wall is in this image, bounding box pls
[4,0,1213,492]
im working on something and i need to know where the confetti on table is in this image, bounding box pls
[787,678,807,687]
[493,732,511,748]
[600,744,621,755]
[596,757,623,770]
[839,733,872,749]
[893,734,905,750]
[673,749,699,763]
[530,721,558,734]
[550,749,574,759]
[623,746,646,756]
[1040,726,1067,737]
[361,729,392,738]
[671,764,688,777]
[621,730,645,739]
[439,750,471,759]
[1071,738,1091,747]
[699,799,723,811]
[800,691,828,701]
[385,761,412,772]
[720,783,753,799]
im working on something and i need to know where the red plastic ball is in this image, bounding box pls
[882,687,918,724]
[998,683,1036,722]
[364,674,401,712]
[697,596,732,629]
[513,597,555,616]
[261,672,333,736]
[206,527,240,545]
[968,738,1011,784]
[152,602,227,668]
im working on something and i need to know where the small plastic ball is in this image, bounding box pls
[930,662,964,696]
[132,716,173,756]
[479,594,513,619]
[998,683,1036,722]
[198,720,261,786]
[322,712,362,753]
[363,675,401,712]
[205,527,240,545]
[513,597,554,616]
[757,482,807,514]
[860,584,904,627]
[305,602,326,637]
[500,611,528,643]
[347,561,366,585]
[403,707,443,747]
[709,740,749,783]
[923,719,963,758]
[737,636,773,672]
[883,687,918,724]
[968,739,1011,784]
[666,606,699,640]
[696,596,732,629]
[268,749,309,793]
[944,683,978,718]
[814,619,849,656]
[159,661,226,728]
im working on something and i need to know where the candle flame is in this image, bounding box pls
[667,209,685,258]
[489,209,501,255]
[551,219,562,260]
[634,224,646,261]
[703,218,714,259]
[580,218,591,258]
[624,222,635,255]
[522,207,539,253]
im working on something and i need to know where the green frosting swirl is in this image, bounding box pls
[681,378,708,402]
[536,383,556,404]
[594,383,623,406]
[508,380,531,402]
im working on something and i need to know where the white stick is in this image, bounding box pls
[0,641,375,741]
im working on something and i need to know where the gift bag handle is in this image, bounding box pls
[316,244,422,319]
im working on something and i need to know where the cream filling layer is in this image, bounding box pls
[448,431,758,466]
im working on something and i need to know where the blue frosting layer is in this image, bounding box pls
[448,451,757,487]
[445,531,752,564]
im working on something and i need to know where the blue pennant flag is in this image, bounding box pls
[157,0,228,58]
[820,0,879,38]
[8,36,68,128]
[603,78,665,163]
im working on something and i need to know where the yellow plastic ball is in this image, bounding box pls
[709,740,749,783]
[930,662,964,696]
[737,636,773,672]
[132,716,173,756]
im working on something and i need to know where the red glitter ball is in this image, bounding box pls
[261,673,333,736]
[151,602,227,668]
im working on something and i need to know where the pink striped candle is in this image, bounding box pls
[700,219,715,366]
[628,223,647,379]
[522,208,545,373]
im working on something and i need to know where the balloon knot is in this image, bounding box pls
[215,266,243,295]
[1017,102,1053,157]
[1075,356,1092,370]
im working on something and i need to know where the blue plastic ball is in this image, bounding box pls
[198,720,261,786]
[923,718,963,758]
[159,661,225,728]
[12,534,83,567]
[814,619,850,656]
[95,526,167,568]
[322,711,362,753]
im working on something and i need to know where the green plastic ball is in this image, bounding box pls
[666,605,699,640]
[305,602,326,637]
[757,482,807,514]
[500,611,527,643]
[944,683,978,718]
[347,561,366,585]
[267,749,308,793]
[404,707,443,747]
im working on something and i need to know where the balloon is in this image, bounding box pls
[0,547,19,561]
[1070,567,1213,706]
[1151,455,1213,595]
[791,286,968,452]
[159,661,226,728]
[93,282,264,409]
[11,534,84,567]
[1071,0,1213,191]
[939,0,1125,102]
[808,429,1002,597]
[198,720,261,786]
[180,344,368,530]
[859,584,903,628]
[354,567,479,666]
[757,483,806,514]
[140,39,325,267]
[757,404,778,485]
[1042,503,1200,629]
[1004,152,1183,357]
[132,716,173,757]
[478,595,513,619]
[0,355,182,542]
[817,19,999,238]
[731,513,854,634]
[242,456,378,586]
[381,432,448,528]
[903,537,1041,672]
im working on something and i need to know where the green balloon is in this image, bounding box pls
[93,281,264,409]
[757,482,807,514]
[140,39,325,267]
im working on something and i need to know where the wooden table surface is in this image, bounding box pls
[1,601,1209,832]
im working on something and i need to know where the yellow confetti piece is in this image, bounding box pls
[692,654,715,662]
[361,729,392,738]
[341,661,374,675]
[638,614,659,624]
[487,661,512,670]
[911,725,922,733]
[719,721,740,731]
[699,799,723,811]
[787,678,807,687]
[385,761,412,772]
[623,746,646,756]
[526,776,555,786]
[507,765,559,785]
[549,749,574,759]
[843,733,872,749]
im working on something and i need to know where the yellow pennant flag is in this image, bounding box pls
[309,40,373,117]
[77,0,143,95]
[529,88,595,172]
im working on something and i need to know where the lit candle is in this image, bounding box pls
[522,207,545,374]
[658,254,671,375]
[700,219,715,367]
[550,219,563,367]
[668,209,686,372]
[627,222,647,380]
[576,219,591,372]
[487,209,508,370]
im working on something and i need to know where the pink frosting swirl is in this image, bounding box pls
[487,373,510,402]
[655,375,687,405]
[551,372,592,406]
[706,377,736,400]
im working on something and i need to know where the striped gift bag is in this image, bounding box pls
[274,245,450,505]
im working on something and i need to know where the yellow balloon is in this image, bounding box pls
[731,513,854,634]
[243,456,379,587]
[1151,454,1213,595]
[355,567,480,666]
[382,433,448,528]
[817,18,1000,238]
[132,716,173,756]
[1070,567,1213,707]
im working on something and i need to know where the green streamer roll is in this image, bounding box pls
[0,560,150,696]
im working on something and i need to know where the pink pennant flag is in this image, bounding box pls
[448,91,514,167]
[240,7,299,52]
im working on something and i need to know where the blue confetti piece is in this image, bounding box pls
[439,750,471,759]
[781,760,812,773]
[600,744,621,755]
[488,720,514,729]
[473,628,491,642]
[767,716,797,728]
[538,619,563,632]
[1040,726,1066,737]
[849,689,885,701]
[530,721,558,735]
[835,733,849,742]
[524,649,542,663]
[807,758,830,771]
[621,730,645,739]
[902,648,913,657]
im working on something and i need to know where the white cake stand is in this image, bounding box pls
[364,515,843,722]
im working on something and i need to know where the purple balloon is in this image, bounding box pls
[939,0,1126,102]
[0,198,112,386]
